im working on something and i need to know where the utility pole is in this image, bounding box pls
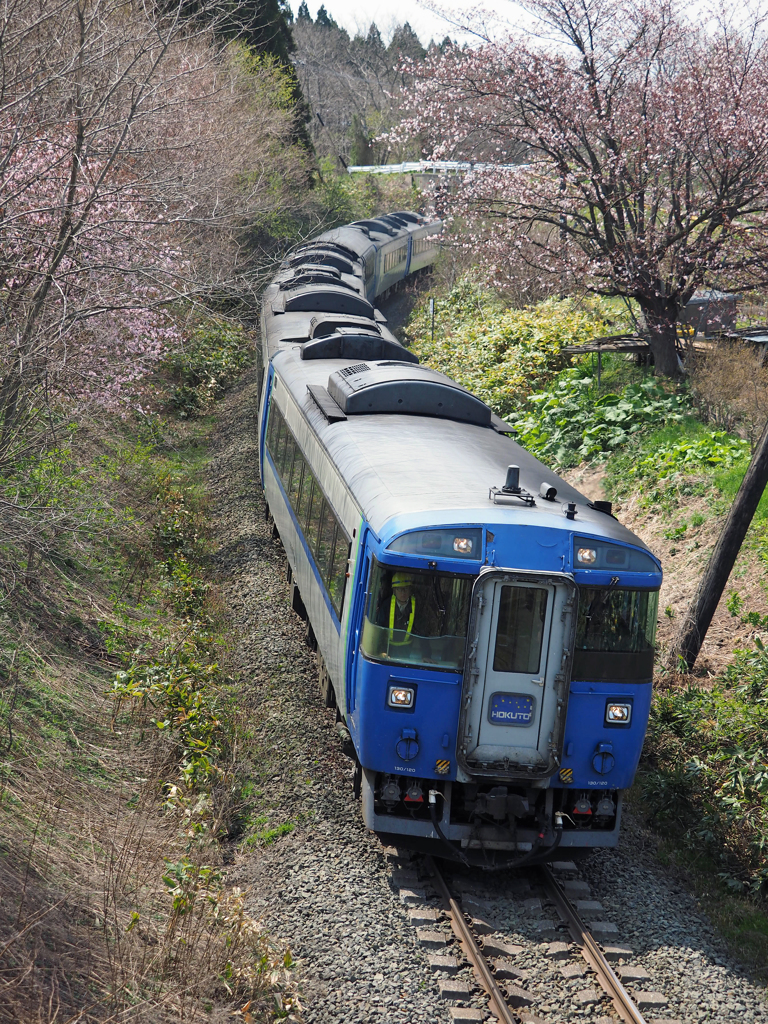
[674,415,768,670]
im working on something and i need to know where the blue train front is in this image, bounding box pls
[257,210,662,866]
[349,508,660,864]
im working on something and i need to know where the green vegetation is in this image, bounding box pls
[0,321,299,1019]
[640,639,768,972]
[314,159,419,229]
[645,641,768,896]
[408,280,768,956]
[408,285,627,416]
[251,158,420,252]
[165,320,255,418]
[510,372,689,467]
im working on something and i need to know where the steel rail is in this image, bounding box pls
[427,857,520,1024]
[539,865,648,1024]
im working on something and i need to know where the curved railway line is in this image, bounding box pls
[425,857,650,1024]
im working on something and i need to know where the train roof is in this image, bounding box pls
[270,348,655,554]
[314,212,437,258]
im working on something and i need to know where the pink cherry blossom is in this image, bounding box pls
[392,0,768,376]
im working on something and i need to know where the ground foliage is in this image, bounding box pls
[165,320,256,419]
[645,640,768,897]
[407,281,768,914]
[0,322,299,1021]
[406,283,626,417]
[510,372,690,468]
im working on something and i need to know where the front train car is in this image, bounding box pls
[354,474,660,865]
[336,395,662,865]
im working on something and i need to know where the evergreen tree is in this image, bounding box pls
[230,0,296,63]
[365,22,383,52]
[315,4,336,28]
[387,22,425,61]
[296,1,311,20]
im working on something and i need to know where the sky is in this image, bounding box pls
[294,0,517,45]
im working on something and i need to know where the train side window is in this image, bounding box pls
[288,445,305,508]
[267,401,281,451]
[316,501,336,580]
[281,430,296,481]
[364,248,375,282]
[274,414,289,471]
[264,400,349,620]
[297,466,314,522]
[305,482,323,551]
[328,529,349,616]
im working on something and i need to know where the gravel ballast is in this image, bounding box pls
[207,368,768,1023]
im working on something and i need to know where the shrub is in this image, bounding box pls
[407,287,628,418]
[688,341,768,444]
[645,639,768,895]
[167,320,254,417]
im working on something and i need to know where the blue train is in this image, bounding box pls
[258,212,662,865]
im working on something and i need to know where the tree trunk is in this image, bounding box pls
[672,415,768,670]
[638,301,682,378]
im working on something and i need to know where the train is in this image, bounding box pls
[257,212,662,867]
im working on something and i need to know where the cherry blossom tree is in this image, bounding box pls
[0,0,305,455]
[396,0,768,376]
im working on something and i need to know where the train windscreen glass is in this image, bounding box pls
[361,558,472,671]
[576,589,659,653]
[493,586,548,673]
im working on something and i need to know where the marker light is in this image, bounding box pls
[388,685,415,709]
[606,547,628,565]
[453,537,473,555]
[576,546,597,564]
[606,702,632,725]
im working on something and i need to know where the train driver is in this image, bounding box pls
[377,571,433,656]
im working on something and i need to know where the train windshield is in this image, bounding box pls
[361,559,473,671]
[576,588,659,653]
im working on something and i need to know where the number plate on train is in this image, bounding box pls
[488,692,536,727]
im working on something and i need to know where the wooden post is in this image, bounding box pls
[674,416,768,671]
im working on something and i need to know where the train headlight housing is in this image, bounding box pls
[576,546,597,565]
[388,685,415,709]
[605,702,632,725]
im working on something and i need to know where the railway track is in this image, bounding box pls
[425,856,650,1024]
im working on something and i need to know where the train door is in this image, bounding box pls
[346,529,372,717]
[258,367,274,488]
[458,570,576,780]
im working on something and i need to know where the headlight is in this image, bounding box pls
[605,702,632,725]
[388,685,415,709]
[576,546,597,564]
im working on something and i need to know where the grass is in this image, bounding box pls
[0,324,299,1022]
[633,782,768,981]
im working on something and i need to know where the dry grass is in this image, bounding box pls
[0,416,297,1024]
[562,464,767,677]
[687,341,768,446]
